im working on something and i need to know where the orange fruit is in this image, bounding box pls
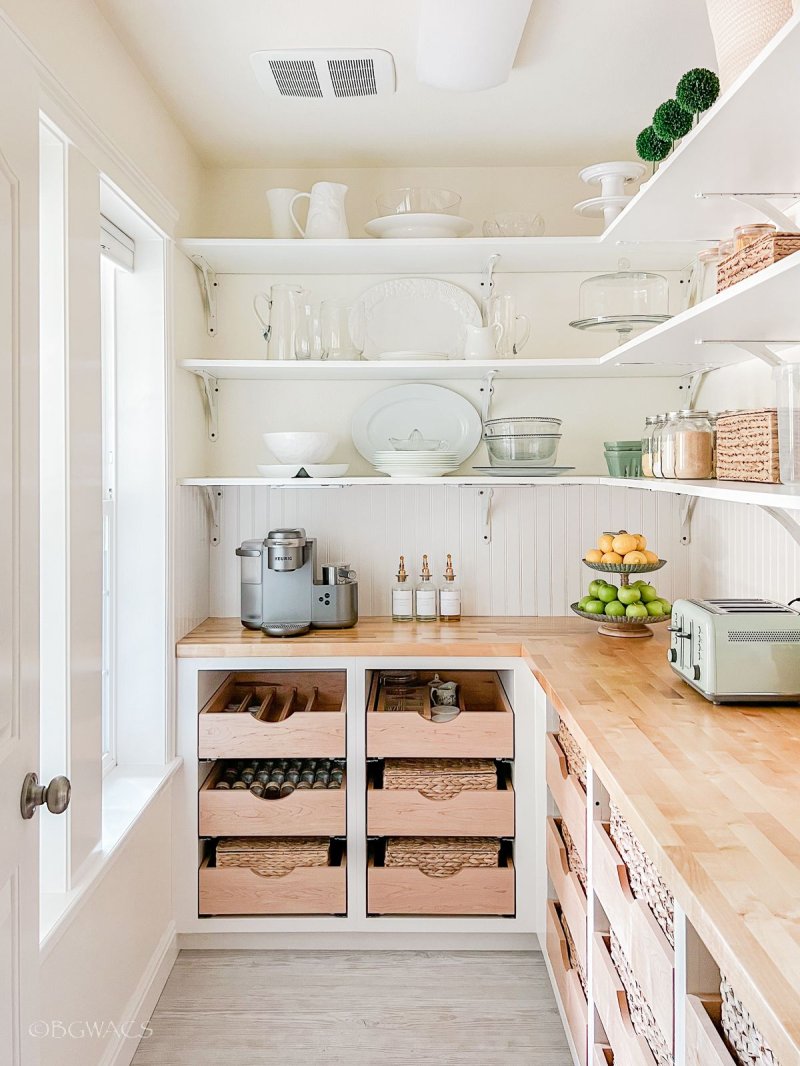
[611,533,638,555]
[601,551,623,564]
[584,549,604,563]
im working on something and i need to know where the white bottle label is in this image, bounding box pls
[439,588,462,617]
[392,589,413,615]
[415,588,437,616]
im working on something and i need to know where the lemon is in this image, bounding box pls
[601,551,623,564]
[612,533,638,555]
[636,534,647,550]
[598,534,615,553]
[584,548,604,563]
[643,550,659,564]
[623,550,648,565]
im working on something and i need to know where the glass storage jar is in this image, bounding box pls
[673,410,715,480]
[641,415,658,477]
[686,246,723,308]
[650,414,668,478]
[733,223,776,251]
[658,412,682,479]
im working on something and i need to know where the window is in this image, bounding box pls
[100,254,118,774]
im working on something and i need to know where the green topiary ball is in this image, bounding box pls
[653,99,693,141]
[676,68,720,114]
[635,126,671,163]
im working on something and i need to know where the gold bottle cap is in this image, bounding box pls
[396,555,408,582]
[443,553,455,581]
[420,554,431,579]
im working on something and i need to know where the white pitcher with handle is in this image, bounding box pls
[266,187,301,238]
[290,182,350,239]
[253,284,306,360]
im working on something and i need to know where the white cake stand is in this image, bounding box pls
[578,161,646,198]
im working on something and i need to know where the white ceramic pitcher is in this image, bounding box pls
[266,187,301,238]
[290,182,350,239]
[463,322,504,360]
[253,284,307,360]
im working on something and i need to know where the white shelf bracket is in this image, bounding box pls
[201,486,222,546]
[694,339,800,367]
[679,494,698,546]
[190,254,219,337]
[479,487,495,544]
[480,253,501,321]
[696,192,800,233]
[761,507,800,549]
[194,370,219,441]
[678,368,715,410]
[480,369,499,422]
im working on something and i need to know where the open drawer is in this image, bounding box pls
[592,933,657,1066]
[593,821,674,1051]
[546,817,587,973]
[199,839,346,916]
[685,995,737,1066]
[367,761,514,837]
[593,1047,613,1066]
[366,671,513,758]
[545,732,586,865]
[545,900,587,1066]
[198,671,346,759]
[199,762,346,837]
[367,840,515,916]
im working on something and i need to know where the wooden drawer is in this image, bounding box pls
[544,900,587,1066]
[199,842,346,916]
[545,732,586,865]
[685,995,736,1066]
[367,843,515,915]
[593,821,674,1050]
[367,762,514,837]
[198,671,346,759]
[592,933,657,1066]
[546,817,587,972]
[593,1046,613,1066]
[199,763,346,838]
[367,671,513,758]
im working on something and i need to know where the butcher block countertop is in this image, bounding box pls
[178,616,800,1063]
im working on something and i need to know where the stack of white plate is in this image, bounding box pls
[373,449,460,478]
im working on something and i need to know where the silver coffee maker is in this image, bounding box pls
[236,528,358,637]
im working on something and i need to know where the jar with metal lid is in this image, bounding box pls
[641,415,658,477]
[673,410,714,480]
[658,413,682,479]
[733,223,776,251]
[650,413,674,478]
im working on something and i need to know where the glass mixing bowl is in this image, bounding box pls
[376,187,462,216]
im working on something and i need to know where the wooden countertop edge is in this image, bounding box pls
[177,617,800,1061]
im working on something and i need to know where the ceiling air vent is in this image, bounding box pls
[250,49,396,100]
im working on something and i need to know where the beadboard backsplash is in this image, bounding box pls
[173,484,800,639]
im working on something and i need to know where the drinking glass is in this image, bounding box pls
[295,301,323,360]
[320,299,363,361]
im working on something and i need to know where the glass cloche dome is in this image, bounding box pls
[569,260,671,343]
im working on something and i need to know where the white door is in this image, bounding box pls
[0,21,43,1066]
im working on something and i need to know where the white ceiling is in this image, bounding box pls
[95,0,716,169]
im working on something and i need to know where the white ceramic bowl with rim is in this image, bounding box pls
[263,431,337,464]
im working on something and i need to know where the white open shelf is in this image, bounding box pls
[606,14,800,243]
[178,357,692,381]
[178,474,800,510]
[177,236,701,275]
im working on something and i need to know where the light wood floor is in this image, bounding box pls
[131,950,572,1065]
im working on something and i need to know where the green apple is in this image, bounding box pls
[588,579,607,598]
[598,585,619,604]
[626,603,649,619]
[605,600,626,618]
[646,600,665,617]
[617,585,642,605]
[583,599,605,615]
[657,598,672,614]
[639,584,659,603]
[577,595,593,611]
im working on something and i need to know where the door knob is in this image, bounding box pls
[20,772,71,820]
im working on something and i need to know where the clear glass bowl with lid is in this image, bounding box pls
[569,261,670,342]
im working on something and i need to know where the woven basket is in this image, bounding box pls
[706,0,792,90]
[560,819,587,892]
[720,977,780,1066]
[383,758,497,800]
[717,233,800,292]
[216,836,329,876]
[557,718,587,789]
[611,932,674,1066]
[610,804,674,946]
[558,906,587,997]
[384,836,499,877]
[715,408,781,484]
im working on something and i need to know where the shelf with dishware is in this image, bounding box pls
[605,13,800,244]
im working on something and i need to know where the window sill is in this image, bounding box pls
[40,757,182,956]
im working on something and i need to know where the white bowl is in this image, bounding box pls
[262,431,337,464]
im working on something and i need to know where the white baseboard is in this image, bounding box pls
[177,931,540,951]
[98,921,178,1066]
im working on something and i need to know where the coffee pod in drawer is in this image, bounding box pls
[300,771,315,785]
[270,771,285,785]
[286,770,301,785]
[263,780,280,799]
[241,771,255,785]
[328,779,342,789]
[249,782,265,797]
[295,780,311,789]
[280,781,296,798]
[256,771,270,784]
[231,780,247,790]
[214,780,231,790]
